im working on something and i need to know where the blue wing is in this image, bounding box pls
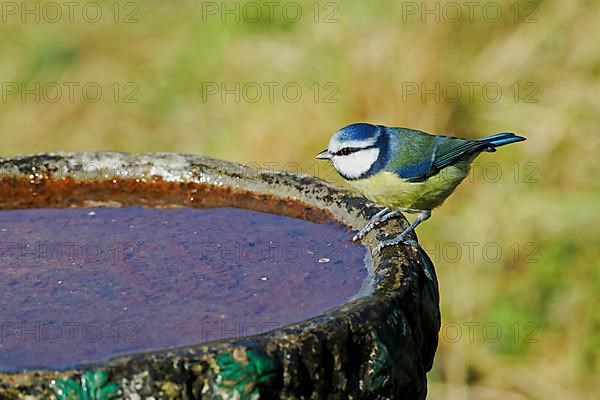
[387,128,525,182]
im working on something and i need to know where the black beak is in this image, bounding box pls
[315,149,332,160]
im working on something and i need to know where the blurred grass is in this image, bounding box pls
[1,0,599,398]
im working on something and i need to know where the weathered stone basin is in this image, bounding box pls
[0,153,440,399]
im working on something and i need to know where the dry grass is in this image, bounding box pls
[0,0,598,398]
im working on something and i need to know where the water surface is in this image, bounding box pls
[0,206,369,371]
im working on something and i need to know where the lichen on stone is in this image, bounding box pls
[213,348,276,400]
[49,371,120,400]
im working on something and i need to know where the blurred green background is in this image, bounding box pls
[1,0,598,398]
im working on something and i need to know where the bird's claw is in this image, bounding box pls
[374,235,417,254]
[352,229,368,242]
[353,207,400,242]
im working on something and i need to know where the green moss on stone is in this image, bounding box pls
[49,371,120,400]
[213,348,276,400]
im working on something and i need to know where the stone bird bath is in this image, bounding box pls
[0,153,440,399]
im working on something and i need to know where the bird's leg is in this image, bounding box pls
[353,207,392,241]
[373,210,402,225]
[376,209,431,252]
[374,207,425,225]
[354,207,420,241]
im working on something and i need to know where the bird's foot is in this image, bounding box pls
[375,233,417,254]
[374,209,430,252]
[353,207,403,241]
[374,210,402,226]
[353,207,389,241]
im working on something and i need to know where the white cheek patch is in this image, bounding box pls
[332,148,380,179]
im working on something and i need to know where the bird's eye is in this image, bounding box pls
[338,148,354,156]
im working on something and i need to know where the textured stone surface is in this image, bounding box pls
[0,152,440,399]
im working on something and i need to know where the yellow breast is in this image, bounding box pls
[347,162,471,210]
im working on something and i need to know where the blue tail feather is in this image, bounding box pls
[479,132,526,148]
[431,131,526,171]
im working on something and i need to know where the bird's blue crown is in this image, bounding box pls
[337,123,381,142]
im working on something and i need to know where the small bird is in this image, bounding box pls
[316,123,526,251]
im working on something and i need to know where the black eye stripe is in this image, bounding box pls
[337,148,357,156]
[334,145,376,156]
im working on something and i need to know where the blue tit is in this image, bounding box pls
[316,123,526,250]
